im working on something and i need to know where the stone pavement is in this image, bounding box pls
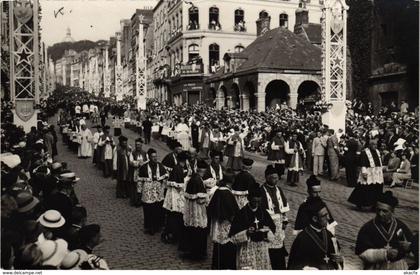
[55,120,419,270]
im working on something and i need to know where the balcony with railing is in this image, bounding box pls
[180,63,204,75]
[168,28,183,44]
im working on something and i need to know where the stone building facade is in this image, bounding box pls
[147,0,323,106]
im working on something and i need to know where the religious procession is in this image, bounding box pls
[1,0,419,272]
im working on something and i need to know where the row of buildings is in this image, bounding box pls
[52,0,418,112]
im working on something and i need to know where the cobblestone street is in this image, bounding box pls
[55,121,419,270]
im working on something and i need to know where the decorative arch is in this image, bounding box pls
[217,85,228,109]
[265,80,290,109]
[230,83,240,109]
[297,80,321,104]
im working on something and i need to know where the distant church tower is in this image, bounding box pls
[63,27,75,42]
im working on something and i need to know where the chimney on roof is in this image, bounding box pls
[256,14,271,36]
[295,1,309,31]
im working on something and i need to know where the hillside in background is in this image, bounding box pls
[48,40,107,62]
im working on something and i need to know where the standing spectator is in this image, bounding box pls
[312,131,326,176]
[142,117,153,145]
[327,129,340,180]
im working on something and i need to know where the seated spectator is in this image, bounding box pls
[390,153,412,188]
[13,243,43,270]
[59,249,88,270]
[37,239,69,269]
[78,224,103,254]
[383,152,400,184]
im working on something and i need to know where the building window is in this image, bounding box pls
[209,43,220,73]
[188,44,199,61]
[234,45,244,53]
[188,7,199,30]
[234,9,246,32]
[209,7,221,30]
[280,13,288,28]
[259,11,269,19]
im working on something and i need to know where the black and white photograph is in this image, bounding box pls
[0,0,419,272]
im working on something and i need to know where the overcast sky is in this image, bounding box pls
[40,0,157,46]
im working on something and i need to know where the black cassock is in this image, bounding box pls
[229,205,276,270]
[294,197,337,233]
[208,187,239,270]
[355,217,413,269]
[288,226,340,270]
[162,153,178,171]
